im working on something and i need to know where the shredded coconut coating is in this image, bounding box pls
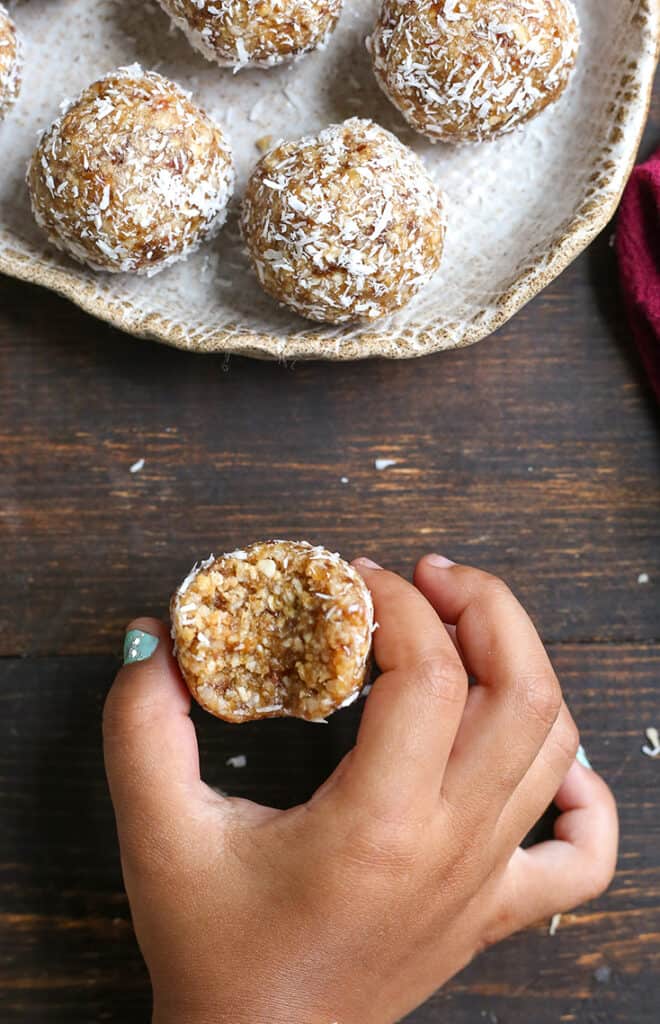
[156,0,343,70]
[171,541,374,723]
[241,117,446,324]
[0,5,21,123]
[368,0,581,144]
[27,66,234,276]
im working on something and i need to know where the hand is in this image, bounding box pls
[103,556,618,1024]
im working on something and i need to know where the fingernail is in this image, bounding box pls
[123,629,159,665]
[354,557,382,570]
[426,554,456,568]
[576,744,592,770]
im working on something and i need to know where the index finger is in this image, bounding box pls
[414,557,563,818]
[343,560,468,820]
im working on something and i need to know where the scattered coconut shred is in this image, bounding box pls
[642,727,660,759]
[226,754,247,768]
[171,541,374,723]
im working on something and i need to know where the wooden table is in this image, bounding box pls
[2,86,659,1022]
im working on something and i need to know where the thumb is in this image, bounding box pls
[103,618,204,857]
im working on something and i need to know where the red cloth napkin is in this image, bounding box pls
[616,146,660,401]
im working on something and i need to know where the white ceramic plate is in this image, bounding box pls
[0,0,658,360]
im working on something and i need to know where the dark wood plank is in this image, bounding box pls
[0,647,657,1022]
[1,214,659,656]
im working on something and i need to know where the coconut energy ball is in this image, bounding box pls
[171,541,374,723]
[369,0,581,144]
[241,118,446,324]
[156,0,343,69]
[27,66,234,275]
[0,5,21,122]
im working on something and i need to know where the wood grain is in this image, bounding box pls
[1,221,659,656]
[0,647,658,1023]
[0,78,658,1024]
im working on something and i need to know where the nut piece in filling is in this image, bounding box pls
[171,541,374,723]
[0,5,21,123]
[368,0,581,144]
[155,0,344,70]
[241,117,446,324]
[27,65,234,275]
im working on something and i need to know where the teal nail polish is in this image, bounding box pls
[577,744,592,770]
[123,629,159,664]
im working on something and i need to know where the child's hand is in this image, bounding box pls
[104,557,618,1024]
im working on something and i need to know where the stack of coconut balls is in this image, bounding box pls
[6,1,581,325]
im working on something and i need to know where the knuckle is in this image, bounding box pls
[413,656,466,707]
[344,814,422,877]
[474,882,518,950]
[553,715,580,765]
[517,673,562,730]
[478,573,515,608]
[582,801,618,902]
[480,905,515,950]
[582,858,616,903]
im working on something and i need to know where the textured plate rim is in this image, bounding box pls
[1,0,658,362]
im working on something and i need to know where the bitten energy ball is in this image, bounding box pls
[27,66,234,275]
[156,0,343,69]
[171,541,374,723]
[0,5,21,122]
[369,0,581,144]
[241,118,446,324]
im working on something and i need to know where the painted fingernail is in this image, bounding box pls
[123,629,159,665]
[426,554,456,568]
[576,744,592,770]
[354,557,382,570]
